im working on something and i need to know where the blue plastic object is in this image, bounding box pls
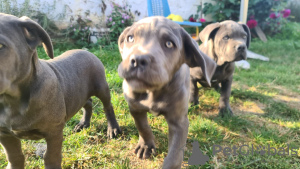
[147,0,202,27]
[147,0,171,17]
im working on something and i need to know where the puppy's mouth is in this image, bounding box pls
[126,77,155,88]
[234,52,247,61]
[118,64,160,91]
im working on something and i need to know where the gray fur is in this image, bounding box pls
[189,20,251,117]
[118,16,216,169]
[0,13,121,169]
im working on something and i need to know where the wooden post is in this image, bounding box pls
[240,0,267,42]
[239,0,249,24]
[236,0,269,68]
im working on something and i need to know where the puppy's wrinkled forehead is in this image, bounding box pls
[0,14,19,31]
[128,17,182,44]
[0,14,24,41]
[219,20,247,36]
[0,14,23,45]
[136,16,180,30]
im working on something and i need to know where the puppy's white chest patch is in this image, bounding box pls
[149,109,160,116]
[149,102,167,116]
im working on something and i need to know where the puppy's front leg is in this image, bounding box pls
[189,78,199,105]
[163,113,189,169]
[0,134,25,169]
[219,76,233,117]
[214,83,221,93]
[130,109,156,159]
[44,129,64,169]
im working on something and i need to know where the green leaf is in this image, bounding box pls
[212,5,220,12]
[197,5,202,13]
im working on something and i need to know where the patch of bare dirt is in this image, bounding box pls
[271,85,300,110]
[232,83,300,110]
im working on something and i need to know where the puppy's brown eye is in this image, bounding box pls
[223,35,229,40]
[127,35,134,43]
[0,44,3,49]
[166,41,173,48]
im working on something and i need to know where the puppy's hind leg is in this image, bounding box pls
[96,81,121,139]
[74,98,93,132]
[0,134,25,169]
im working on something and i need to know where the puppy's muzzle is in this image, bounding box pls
[118,53,153,80]
[236,44,246,52]
[235,44,247,60]
[130,54,151,69]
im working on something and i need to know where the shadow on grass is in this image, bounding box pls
[186,114,300,168]
[185,87,300,168]
[202,89,300,144]
[231,89,300,122]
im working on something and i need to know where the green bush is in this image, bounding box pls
[65,15,93,48]
[273,22,300,40]
[199,0,291,36]
[0,0,59,35]
[105,2,134,42]
[287,1,300,22]
[0,0,32,17]
[201,0,240,22]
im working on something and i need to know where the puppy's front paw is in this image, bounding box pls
[162,156,182,169]
[73,122,90,132]
[107,125,121,139]
[134,141,156,159]
[219,107,233,117]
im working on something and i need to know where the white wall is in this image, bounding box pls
[16,0,211,29]
[116,0,214,21]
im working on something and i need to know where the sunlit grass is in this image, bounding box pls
[0,38,299,168]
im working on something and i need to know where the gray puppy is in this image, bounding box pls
[117,16,216,169]
[189,20,251,117]
[0,13,121,169]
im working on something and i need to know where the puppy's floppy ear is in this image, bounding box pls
[118,27,131,54]
[199,22,221,43]
[19,16,54,59]
[239,22,251,48]
[181,29,216,86]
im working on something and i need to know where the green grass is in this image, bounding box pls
[0,38,300,169]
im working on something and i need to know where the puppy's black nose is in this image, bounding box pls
[237,45,246,52]
[130,55,150,68]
